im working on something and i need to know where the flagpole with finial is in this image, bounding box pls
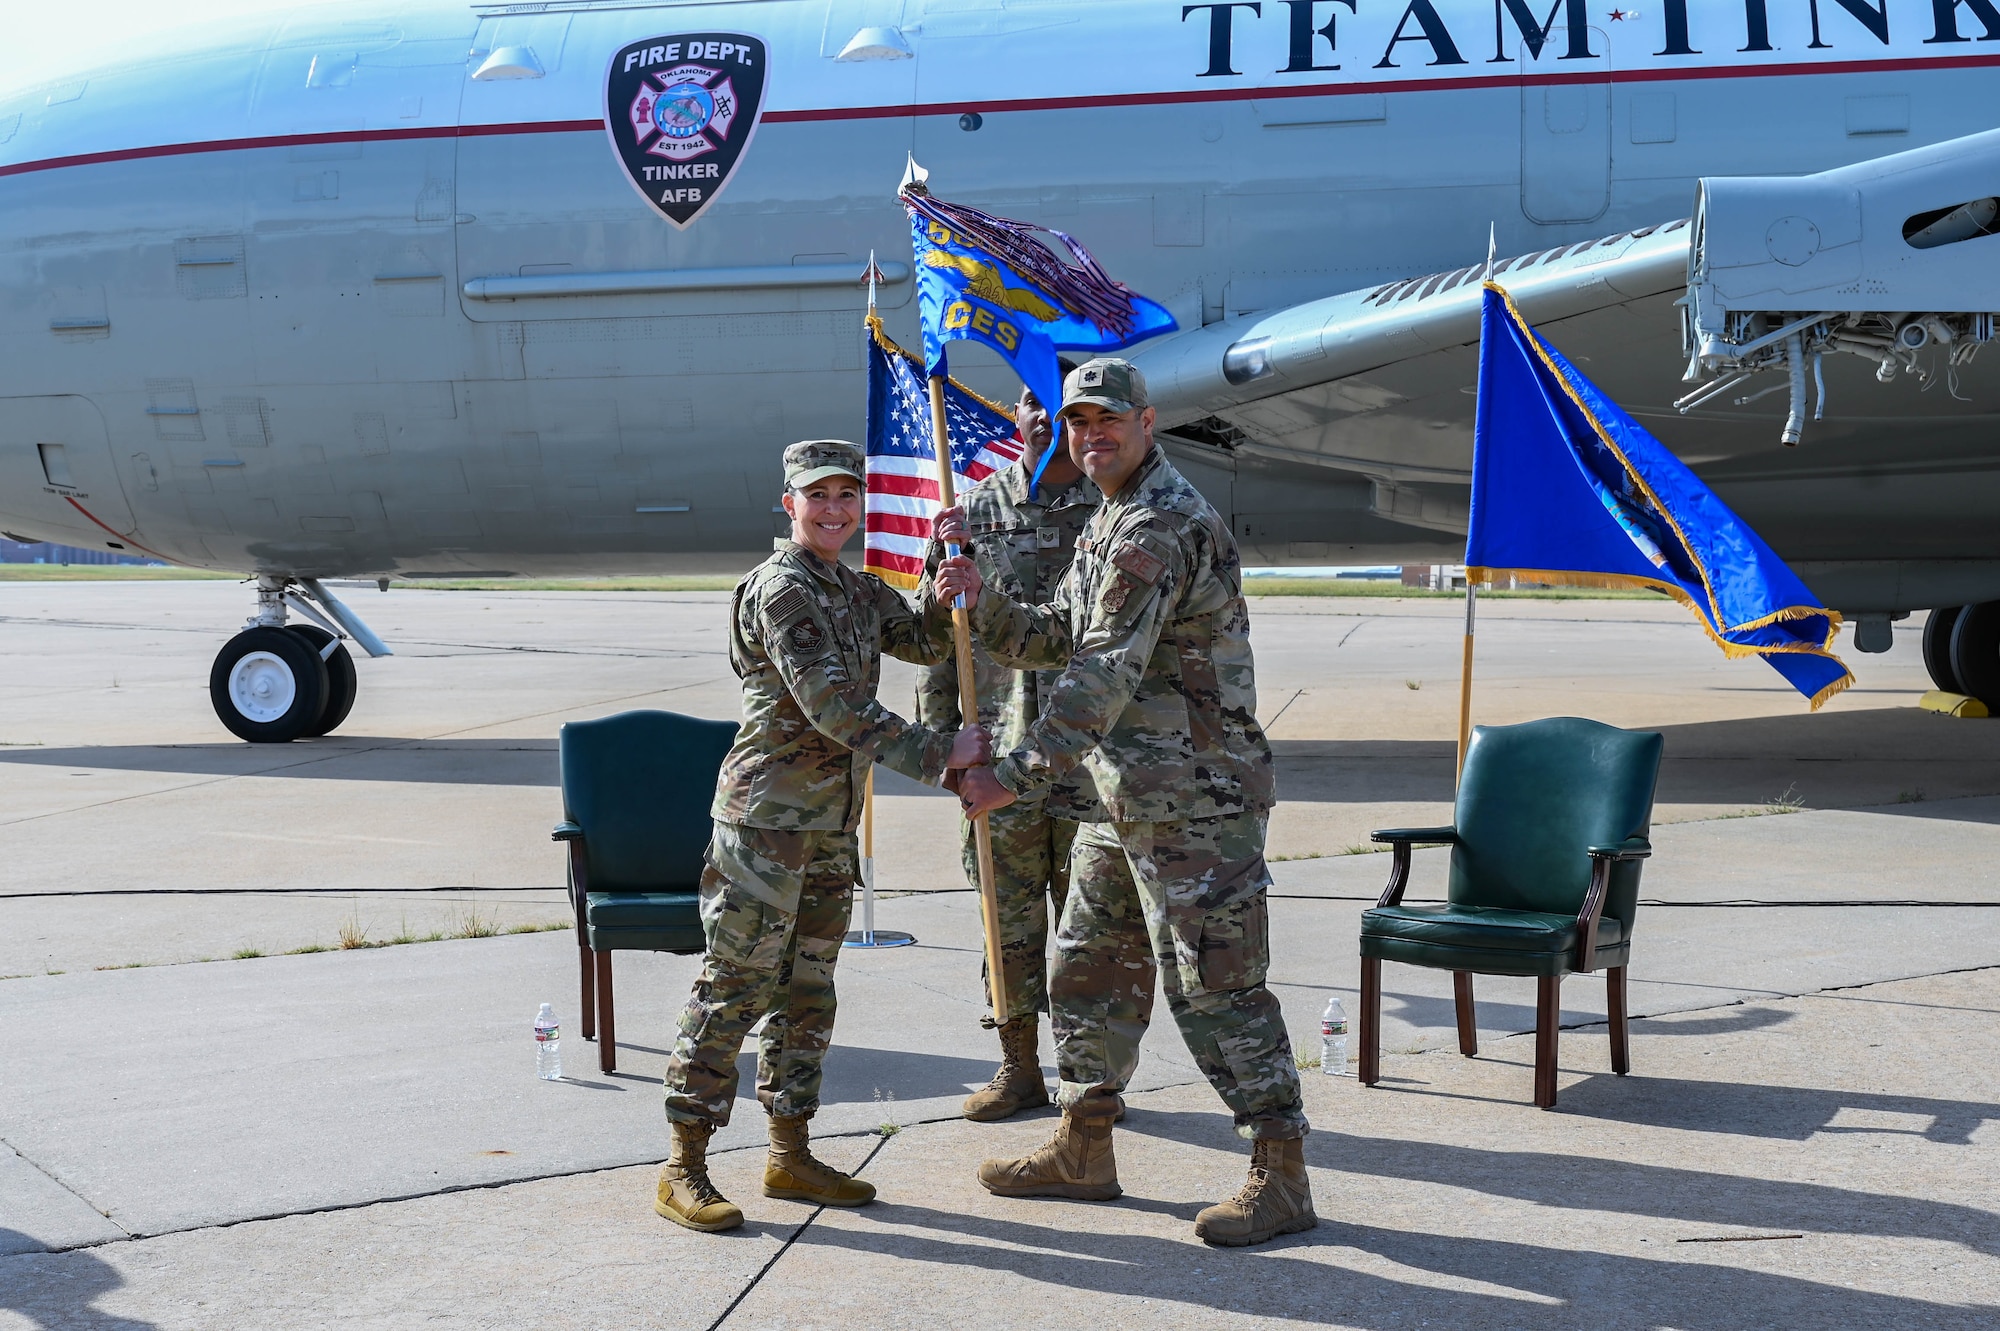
[898,162,1011,1022]
[845,248,917,951]
[1458,226,1498,782]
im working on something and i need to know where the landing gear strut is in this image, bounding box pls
[1921,602,2000,709]
[208,575,389,743]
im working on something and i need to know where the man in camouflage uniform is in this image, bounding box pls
[916,385,1100,1122]
[657,439,989,1234]
[935,359,1315,1248]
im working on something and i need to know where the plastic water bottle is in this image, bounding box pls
[534,1003,561,1081]
[1320,996,1349,1076]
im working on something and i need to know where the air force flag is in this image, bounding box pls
[1466,285,1853,709]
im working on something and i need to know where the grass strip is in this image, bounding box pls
[0,566,234,581]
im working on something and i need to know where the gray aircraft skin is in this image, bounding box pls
[3,0,2000,738]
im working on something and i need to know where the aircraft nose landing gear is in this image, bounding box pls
[208,575,389,743]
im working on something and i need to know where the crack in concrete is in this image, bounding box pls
[705,1133,892,1331]
[2,1136,132,1240]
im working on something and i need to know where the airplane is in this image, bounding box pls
[3,0,1999,743]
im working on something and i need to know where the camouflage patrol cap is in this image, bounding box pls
[783,438,865,488]
[1059,358,1150,417]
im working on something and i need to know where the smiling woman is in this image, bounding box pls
[782,469,863,563]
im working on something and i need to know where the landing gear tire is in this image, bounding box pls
[1923,606,1964,694]
[1949,601,2000,710]
[209,626,329,743]
[287,625,358,736]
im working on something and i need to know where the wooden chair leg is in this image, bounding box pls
[1359,956,1382,1085]
[1453,971,1478,1057]
[1534,974,1560,1109]
[596,950,616,1075]
[578,944,596,1042]
[1608,964,1630,1076]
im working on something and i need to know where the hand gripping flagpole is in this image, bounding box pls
[929,373,1012,1025]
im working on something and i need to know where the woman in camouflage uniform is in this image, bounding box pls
[656,439,990,1233]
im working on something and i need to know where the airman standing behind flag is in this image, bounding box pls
[915,385,1100,1121]
[934,359,1315,1249]
[656,439,990,1234]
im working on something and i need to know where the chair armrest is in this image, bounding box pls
[1370,827,1459,846]
[557,828,589,943]
[1573,840,1649,972]
[1367,829,1455,909]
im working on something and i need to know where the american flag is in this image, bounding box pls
[864,321,1022,590]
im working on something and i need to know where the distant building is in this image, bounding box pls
[1400,565,1542,591]
[0,538,162,567]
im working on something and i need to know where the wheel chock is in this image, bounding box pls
[1919,690,1989,718]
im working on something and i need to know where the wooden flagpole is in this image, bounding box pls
[1458,228,1500,783]
[928,373,1011,1025]
[1457,577,1477,780]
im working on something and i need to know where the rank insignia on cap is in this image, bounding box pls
[1079,365,1105,387]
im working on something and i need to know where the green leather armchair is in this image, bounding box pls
[555,709,737,1074]
[1359,716,1663,1108]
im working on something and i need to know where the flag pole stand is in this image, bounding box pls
[844,765,915,948]
[926,373,1012,1025]
[845,256,915,950]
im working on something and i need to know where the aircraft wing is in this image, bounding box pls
[1134,221,1691,537]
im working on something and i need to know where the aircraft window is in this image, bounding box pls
[37,444,74,489]
[1904,198,2000,250]
[306,54,357,89]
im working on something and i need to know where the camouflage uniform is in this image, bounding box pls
[664,461,955,1129]
[915,458,1099,1023]
[969,442,1307,1141]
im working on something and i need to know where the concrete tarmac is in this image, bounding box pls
[2,580,1997,1328]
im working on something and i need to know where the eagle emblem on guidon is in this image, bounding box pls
[604,33,767,228]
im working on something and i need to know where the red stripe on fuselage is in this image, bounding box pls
[3,53,1998,180]
[62,496,172,563]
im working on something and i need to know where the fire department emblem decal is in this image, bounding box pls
[604,32,767,228]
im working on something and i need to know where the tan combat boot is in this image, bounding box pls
[961,1016,1052,1122]
[764,1112,877,1206]
[976,1109,1121,1200]
[654,1120,744,1233]
[1193,1136,1318,1247]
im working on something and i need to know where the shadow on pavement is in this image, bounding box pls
[1110,1092,2000,1253]
[7,708,1997,812]
[803,1201,1994,1329]
[1273,706,2000,814]
[1366,989,1797,1040]
[1557,1072,2000,1147]
[0,1230,156,1331]
[0,739,557,786]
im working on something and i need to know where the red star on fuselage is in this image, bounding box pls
[1608,8,1629,18]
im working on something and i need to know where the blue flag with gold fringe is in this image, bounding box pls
[901,188,1177,489]
[1466,285,1852,709]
